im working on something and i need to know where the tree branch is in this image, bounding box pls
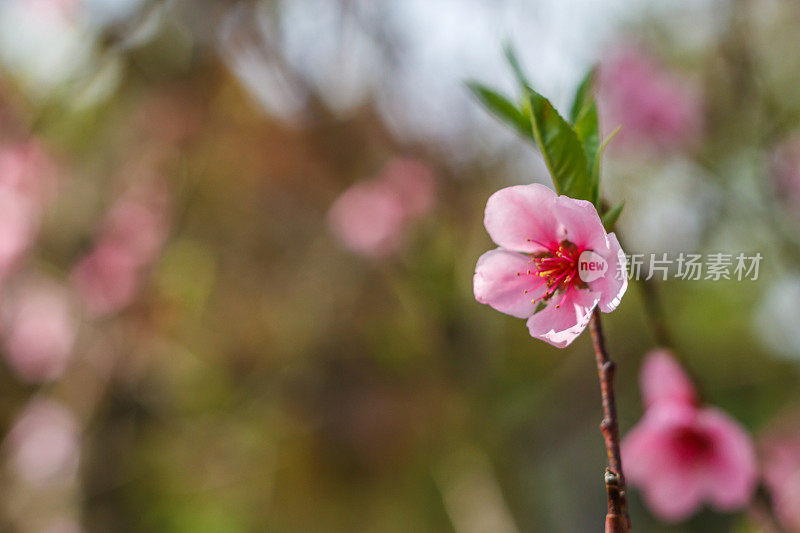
[637,276,673,349]
[589,308,630,532]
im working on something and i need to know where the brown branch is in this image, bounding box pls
[589,308,631,532]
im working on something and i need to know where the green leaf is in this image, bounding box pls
[574,101,599,201]
[601,201,625,231]
[569,68,596,124]
[591,125,621,203]
[503,42,530,89]
[466,81,531,137]
[527,89,592,201]
[569,69,600,204]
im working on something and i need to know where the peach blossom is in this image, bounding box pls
[623,350,757,521]
[760,417,800,531]
[0,280,77,383]
[71,243,141,316]
[4,398,80,486]
[328,158,436,258]
[0,141,59,280]
[473,184,627,347]
[598,47,702,152]
[71,181,169,316]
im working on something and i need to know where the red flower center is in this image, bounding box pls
[520,240,583,308]
[673,426,715,464]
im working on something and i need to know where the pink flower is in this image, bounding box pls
[328,158,436,258]
[100,196,168,266]
[759,416,800,531]
[770,135,800,212]
[0,141,59,280]
[71,180,169,316]
[380,158,436,218]
[4,398,80,486]
[0,280,77,383]
[622,350,757,522]
[639,347,698,408]
[472,184,627,347]
[598,46,703,152]
[0,188,37,280]
[0,141,58,205]
[71,243,141,316]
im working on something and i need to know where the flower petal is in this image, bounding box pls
[699,408,758,510]
[622,416,672,484]
[590,232,628,313]
[623,402,698,482]
[553,195,608,250]
[623,403,707,522]
[327,180,407,258]
[473,249,544,319]
[525,288,598,348]
[640,349,697,408]
[642,466,705,522]
[483,184,562,253]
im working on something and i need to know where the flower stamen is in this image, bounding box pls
[523,240,583,305]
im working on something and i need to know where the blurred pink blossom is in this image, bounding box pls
[472,184,627,347]
[0,141,59,205]
[4,398,80,486]
[770,135,800,211]
[0,141,60,280]
[71,181,169,316]
[0,189,37,280]
[760,417,800,531]
[71,243,141,316]
[622,350,757,521]
[327,157,436,258]
[379,158,436,218]
[597,47,703,152]
[0,280,77,383]
[639,347,698,408]
[100,196,169,266]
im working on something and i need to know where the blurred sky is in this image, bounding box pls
[0,0,720,165]
[218,0,720,164]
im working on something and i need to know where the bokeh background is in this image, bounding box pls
[1,0,800,531]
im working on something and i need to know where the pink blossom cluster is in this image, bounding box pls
[597,47,703,152]
[71,180,170,316]
[0,139,172,533]
[0,142,78,383]
[622,349,757,521]
[0,141,57,281]
[0,128,171,531]
[0,140,169,383]
[327,157,436,258]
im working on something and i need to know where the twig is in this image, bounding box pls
[589,308,630,532]
[636,277,673,349]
